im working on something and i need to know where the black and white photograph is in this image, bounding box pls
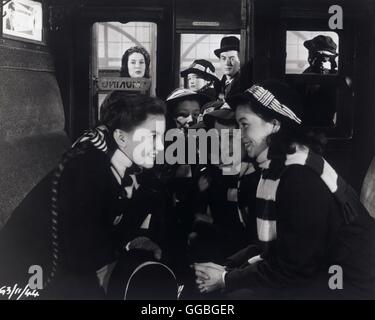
[2,0,43,42]
[0,0,375,308]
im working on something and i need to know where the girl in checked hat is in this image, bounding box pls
[193,79,375,299]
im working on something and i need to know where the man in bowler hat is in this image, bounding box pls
[214,36,242,99]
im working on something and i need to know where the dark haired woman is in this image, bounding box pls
[0,94,177,299]
[120,46,151,79]
[193,80,375,299]
[99,46,152,114]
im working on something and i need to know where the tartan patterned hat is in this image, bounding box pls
[166,88,211,111]
[227,79,303,125]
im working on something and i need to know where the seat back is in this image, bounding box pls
[0,67,70,228]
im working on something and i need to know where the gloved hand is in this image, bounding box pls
[127,236,162,260]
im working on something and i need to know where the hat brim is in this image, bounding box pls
[190,109,235,130]
[203,109,236,128]
[226,91,302,127]
[226,92,254,110]
[303,40,338,56]
[166,92,211,110]
[180,68,219,83]
[226,91,278,119]
[214,46,240,58]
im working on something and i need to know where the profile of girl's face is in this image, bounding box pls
[115,114,166,168]
[235,104,275,159]
[187,73,208,92]
[127,52,146,78]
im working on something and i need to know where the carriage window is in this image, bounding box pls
[94,21,157,109]
[179,33,240,87]
[285,31,339,75]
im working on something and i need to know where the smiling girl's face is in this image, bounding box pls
[127,52,146,78]
[115,114,165,168]
[235,104,275,159]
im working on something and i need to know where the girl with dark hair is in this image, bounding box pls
[99,46,152,115]
[193,79,375,299]
[0,93,178,299]
[120,46,151,79]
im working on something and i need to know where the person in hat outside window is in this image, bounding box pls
[297,35,339,126]
[303,35,338,75]
[193,79,375,299]
[180,59,221,100]
[214,36,242,100]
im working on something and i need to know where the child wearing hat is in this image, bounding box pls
[162,88,211,263]
[187,104,260,265]
[165,88,211,130]
[180,59,221,100]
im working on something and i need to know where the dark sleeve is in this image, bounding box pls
[225,245,262,268]
[225,165,333,291]
[58,152,116,273]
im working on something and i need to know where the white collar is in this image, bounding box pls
[110,149,133,179]
[110,149,140,197]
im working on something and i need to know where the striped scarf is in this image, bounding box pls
[72,125,108,152]
[255,145,360,255]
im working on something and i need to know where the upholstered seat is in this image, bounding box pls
[0,69,70,228]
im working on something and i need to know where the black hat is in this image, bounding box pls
[189,100,223,129]
[190,100,236,129]
[166,88,211,111]
[227,79,303,126]
[203,108,236,129]
[303,35,338,56]
[214,36,240,58]
[180,59,219,84]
